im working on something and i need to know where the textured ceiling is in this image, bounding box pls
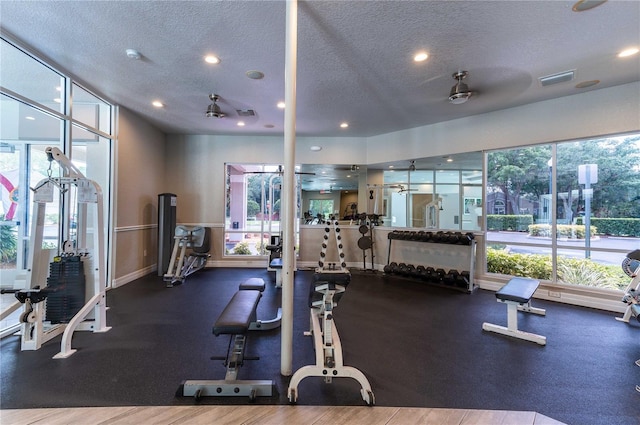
[1,0,639,139]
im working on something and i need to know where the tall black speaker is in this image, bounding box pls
[158,193,177,276]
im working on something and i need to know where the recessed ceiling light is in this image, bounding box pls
[246,70,264,80]
[237,121,245,127]
[618,47,639,58]
[388,165,394,169]
[310,145,322,151]
[340,122,349,128]
[575,80,600,89]
[204,55,220,64]
[126,49,141,60]
[572,0,607,12]
[277,102,285,109]
[152,100,164,108]
[53,98,61,103]
[446,158,453,162]
[25,116,35,120]
[414,52,429,62]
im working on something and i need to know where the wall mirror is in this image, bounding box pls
[299,151,483,230]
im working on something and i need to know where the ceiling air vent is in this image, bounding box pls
[236,109,256,117]
[538,70,575,87]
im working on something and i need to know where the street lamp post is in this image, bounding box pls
[578,164,598,258]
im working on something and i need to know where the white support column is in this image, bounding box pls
[281,0,298,377]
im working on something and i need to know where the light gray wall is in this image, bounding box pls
[112,107,166,284]
[163,82,640,230]
[366,81,640,163]
[163,134,369,224]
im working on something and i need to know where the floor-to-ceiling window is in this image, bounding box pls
[485,134,640,291]
[0,36,114,331]
[225,163,301,256]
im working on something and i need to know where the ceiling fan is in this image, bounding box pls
[244,165,316,175]
[390,160,416,171]
[387,184,416,194]
[205,93,226,118]
[448,71,474,104]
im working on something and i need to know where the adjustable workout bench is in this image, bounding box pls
[287,271,375,405]
[266,234,289,288]
[482,277,546,345]
[181,278,279,401]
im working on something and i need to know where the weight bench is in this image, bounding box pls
[239,278,282,331]
[181,284,274,401]
[482,277,546,345]
[268,258,284,288]
[287,270,375,405]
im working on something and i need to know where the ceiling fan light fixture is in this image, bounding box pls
[448,71,473,104]
[205,94,225,118]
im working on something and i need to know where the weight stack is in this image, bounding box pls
[45,256,86,324]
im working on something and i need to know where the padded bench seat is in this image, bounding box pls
[495,277,540,304]
[213,290,262,336]
[239,278,266,292]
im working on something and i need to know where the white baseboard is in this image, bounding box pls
[111,264,157,289]
[476,278,626,314]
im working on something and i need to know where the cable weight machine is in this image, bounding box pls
[9,147,110,358]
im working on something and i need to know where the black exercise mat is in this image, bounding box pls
[1,268,638,425]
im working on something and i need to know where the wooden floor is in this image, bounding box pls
[1,405,566,424]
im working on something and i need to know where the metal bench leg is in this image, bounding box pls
[483,300,546,345]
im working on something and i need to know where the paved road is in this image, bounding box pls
[486,231,640,265]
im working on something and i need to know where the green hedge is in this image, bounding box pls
[528,224,597,239]
[486,214,533,232]
[486,248,628,290]
[590,218,640,237]
[488,215,640,237]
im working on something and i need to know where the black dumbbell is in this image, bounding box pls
[444,269,459,285]
[459,271,471,287]
[463,232,475,245]
[389,262,399,273]
[406,264,417,277]
[434,268,446,283]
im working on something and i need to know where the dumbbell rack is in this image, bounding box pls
[385,230,477,293]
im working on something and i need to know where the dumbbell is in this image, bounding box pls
[457,271,471,288]
[444,269,459,285]
[462,232,475,245]
[434,268,446,283]
[449,232,462,244]
[397,263,408,275]
[388,262,399,274]
[406,264,417,277]
[424,266,435,281]
[416,265,426,280]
